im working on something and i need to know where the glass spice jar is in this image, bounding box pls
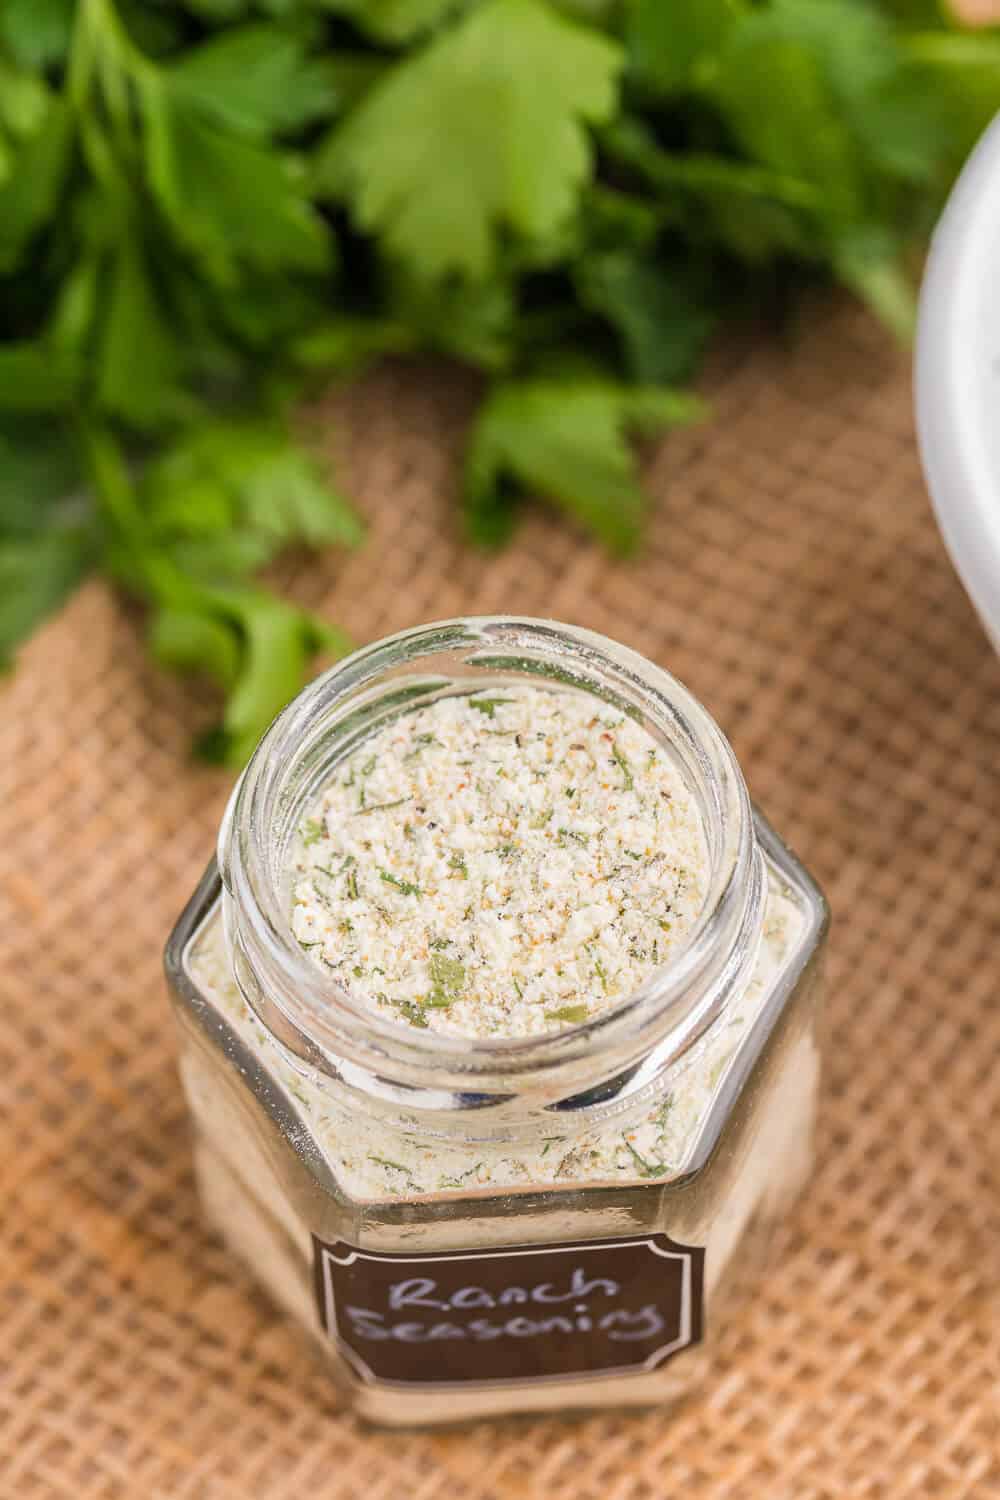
[165,618,827,1426]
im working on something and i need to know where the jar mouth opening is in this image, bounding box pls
[219,617,763,1096]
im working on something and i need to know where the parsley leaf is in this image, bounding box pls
[0,0,74,70]
[466,379,703,551]
[626,0,733,97]
[170,25,338,138]
[319,0,623,277]
[0,0,996,767]
[81,419,355,764]
[575,249,717,384]
[96,235,190,429]
[0,343,81,412]
[195,589,347,766]
[142,420,363,555]
[142,76,333,278]
[322,0,465,44]
[0,93,72,273]
[0,528,96,669]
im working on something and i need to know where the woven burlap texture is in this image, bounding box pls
[2,301,999,1499]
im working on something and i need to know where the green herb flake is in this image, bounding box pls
[545,1003,590,1024]
[557,826,589,847]
[654,1094,674,1131]
[611,739,634,792]
[379,868,422,896]
[404,733,440,760]
[367,1154,416,1180]
[427,951,466,1007]
[469,696,513,719]
[356,796,413,817]
[386,997,429,1028]
[448,852,469,878]
[300,818,325,846]
[622,1136,666,1180]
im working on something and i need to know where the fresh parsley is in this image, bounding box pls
[1,0,995,761]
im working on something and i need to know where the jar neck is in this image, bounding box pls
[218,618,765,1142]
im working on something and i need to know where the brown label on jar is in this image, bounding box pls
[312,1232,704,1388]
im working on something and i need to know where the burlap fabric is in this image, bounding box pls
[3,300,999,1498]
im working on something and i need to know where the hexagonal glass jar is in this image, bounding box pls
[165,618,827,1426]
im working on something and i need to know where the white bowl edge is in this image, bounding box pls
[916,110,1000,651]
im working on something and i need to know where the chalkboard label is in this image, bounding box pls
[312,1232,704,1388]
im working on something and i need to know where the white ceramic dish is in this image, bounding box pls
[916,110,1000,650]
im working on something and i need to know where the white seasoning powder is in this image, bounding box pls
[187,680,809,1202]
[289,686,710,1038]
[187,877,804,1201]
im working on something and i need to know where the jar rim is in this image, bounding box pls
[218,617,765,1106]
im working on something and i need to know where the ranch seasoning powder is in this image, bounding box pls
[288,687,709,1039]
[166,618,827,1426]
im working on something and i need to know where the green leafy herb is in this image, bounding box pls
[2,0,994,755]
[448,853,469,878]
[465,380,703,551]
[318,0,623,278]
